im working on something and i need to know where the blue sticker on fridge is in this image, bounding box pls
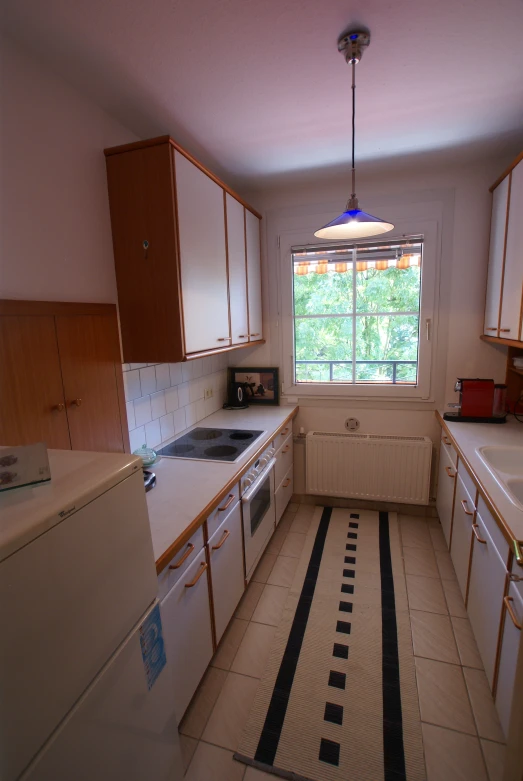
[139,603,167,690]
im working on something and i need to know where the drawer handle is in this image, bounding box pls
[185,561,208,588]
[212,529,230,550]
[250,333,261,337]
[218,493,235,512]
[504,596,522,630]
[238,334,247,338]
[70,398,82,407]
[281,428,289,436]
[445,466,455,479]
[217,337,232,342]
[461,499,474,517]
[500,328,511,333]
[52,403,65,412]
[485,327,497,331]
[442,435,452,445]
[282,445,291,454]
[472,524,487,544]
[514,540,523,567]
[282,478,291,488]
[169,542,195,570]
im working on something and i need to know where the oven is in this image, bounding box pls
[241,445,276,580]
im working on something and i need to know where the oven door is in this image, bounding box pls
[242,459,276,577]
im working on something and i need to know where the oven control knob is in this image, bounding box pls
[259,456,269,466]
[243,477,253,489]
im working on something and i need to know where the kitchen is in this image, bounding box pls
[1,2,523,780]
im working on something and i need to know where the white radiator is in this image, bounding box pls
[306,431,432,505]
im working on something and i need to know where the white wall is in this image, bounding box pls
[0,35,138,303]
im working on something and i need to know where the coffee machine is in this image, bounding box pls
[443,378,506,423]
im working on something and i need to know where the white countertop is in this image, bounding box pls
[440,413,523,542]
[146,405,298,568]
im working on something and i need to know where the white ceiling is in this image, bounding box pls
[3,0,523,186]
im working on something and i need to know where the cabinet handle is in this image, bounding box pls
[238,334,247,338]
[282,445,291,454]
[169,542,194,570]
[442,435,452,445]
[504,596,522,630]
[250,333,261,337]
[513,540,523,567]
[461,499,474,517]
[281,427,289,436]
[70,398,82,407]
[445,466,455,478]
[184,561,207,588]
[52,403,65,412]
[217,337,232,342]
[218,493,235,512]
[212,529,230,550]
[485,327,497,331]
[472,524,487,544]
[282,478,291,488]
[500,328,511,333]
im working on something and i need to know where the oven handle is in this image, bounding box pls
[241,458,277,503]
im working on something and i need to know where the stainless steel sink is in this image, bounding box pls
[476,446,523,510]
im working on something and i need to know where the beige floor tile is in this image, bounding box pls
[231,621,276,678]
[410,610,460,664]
[403,545,440,578]
[436,550,458,581]
[279,531,306,558]
[235,581,265,620]
[251,552,278,584]
[212,618,249,671]
[429,525,448,552]
[266,525,288,555]
[201,672,260,751]
[464,668,505,743]
[400,516,433,549]
[178,734,198,772]
[184,740,246,781]
[179,666,228,739]
[415,657,476,734]
[481,739,505,781]
[252,584,289,626]
[278,514,293,533]
[267,555,299,588]
[289,513,312,534]
[406,574,448,614]
[422,723,488,781]
[286,502,299,513]
[451,617,484,670]
[244,767,274,779]
[442,578,468,618]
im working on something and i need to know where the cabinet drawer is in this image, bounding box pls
[160,553,214,722]
[275,465,293,526]
[208,504,245,644]
[157,525,205,600]
[441,430,457,467]
[457,460,477,506]
[206,483,240,539]
[275,434,293,489]
[436,446,456,548]
[475,496,509,567]
[495,582,523,738]
[450,472,475,601]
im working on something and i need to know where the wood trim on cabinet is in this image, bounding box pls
[498,171,513,336]
[223,191,233,344]
[154,408,298,574]
[104,136,262,220]
[0,300,118,318]
[448,453,459,548]
[464,485,479,607]
[183,339,265,361]
[480,334,523,348]
[490,149,523,192]
[170,147,188,357]
[244,207,250,340]
[492,549,513,698]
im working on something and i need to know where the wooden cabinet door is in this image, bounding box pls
[174,151,230,354]
[160,553,214,722]
[56,315,125,452]
[245,210,263,341]
[450,471,475,601]
[0,316,70,449]
[208,502,245,644]
[226,194,249,346]
[484,177,509,337]
[500,162,523,339]
[436,446,456,547]
[495,583,523,738]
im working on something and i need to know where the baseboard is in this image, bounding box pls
[290,493,439,519]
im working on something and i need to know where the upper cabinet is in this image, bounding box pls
[483,154,523,342]
[105,136,263,363]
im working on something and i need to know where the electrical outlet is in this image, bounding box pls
[204,387,213,400]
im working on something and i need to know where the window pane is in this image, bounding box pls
[356,265,420,313]
[295,317,352,383]
[293,264,353,315]
[295,362,331,382]
[355,315,419,384]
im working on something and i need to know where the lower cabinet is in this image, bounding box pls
[496,583,523,737]
[160,551,214,722]
[436,446,456,547]
[450,471,475,601]
[275,466,293,526]
[208,502,245,644]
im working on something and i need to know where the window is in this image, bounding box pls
[291,237,426,389]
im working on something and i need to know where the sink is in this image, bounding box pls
[477,446,523,476]
[506,479,523,509]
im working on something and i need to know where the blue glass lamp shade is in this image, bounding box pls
[314,203,394,240]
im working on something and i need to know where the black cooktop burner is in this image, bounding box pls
[157,427,264,462]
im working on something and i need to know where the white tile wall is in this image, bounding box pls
[123,356,229,451]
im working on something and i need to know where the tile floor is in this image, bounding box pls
[177,503,506,781]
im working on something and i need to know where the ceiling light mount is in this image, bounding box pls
[337,29,370,65]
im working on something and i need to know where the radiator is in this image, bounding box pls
[306,431,432,505]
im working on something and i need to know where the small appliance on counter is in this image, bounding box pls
[443,378,507,423]
[224,381,249,409]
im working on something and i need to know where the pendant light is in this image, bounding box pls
[314,30,394,240]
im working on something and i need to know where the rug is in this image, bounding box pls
[234,507,425,781]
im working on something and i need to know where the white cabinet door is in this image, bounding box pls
[208,502,245,644]
[245,210,263,341]
[500,161,523,339]
[484,177,509,336]
[175,151,230,353]
[450,472,475,601]
[466,506,507,688]
[226,195,249,346]
[496,583,523,738]
[436,446,457,548]
[275,466,293,526]
[160,551,214,722]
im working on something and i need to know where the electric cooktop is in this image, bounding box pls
[157,427,265,463]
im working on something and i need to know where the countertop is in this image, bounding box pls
[146,405,298,573]
[437,412,523,544]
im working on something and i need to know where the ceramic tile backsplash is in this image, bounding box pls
[123,356,229,451]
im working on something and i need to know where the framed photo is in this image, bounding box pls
[228,367,280,406]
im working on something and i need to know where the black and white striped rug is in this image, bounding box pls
[234,507,425,781]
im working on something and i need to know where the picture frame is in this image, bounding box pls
[228,367,280,406]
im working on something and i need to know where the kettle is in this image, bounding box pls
[227,382,248,409]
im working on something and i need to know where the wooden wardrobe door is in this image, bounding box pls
[55,315,125,453]
[0,316,70,449]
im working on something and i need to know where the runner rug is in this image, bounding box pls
[234,507,425,781]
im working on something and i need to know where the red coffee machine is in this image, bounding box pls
[443,378,505,423]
